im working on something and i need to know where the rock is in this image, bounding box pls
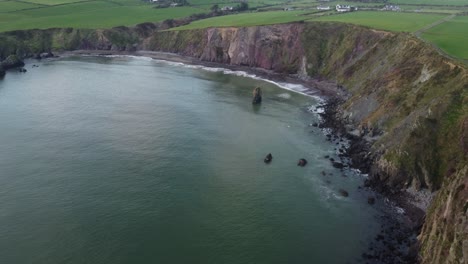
[252,87,262,104]
[338,189,349,197]
[297,158,307,167]
[321,171,326,176]
[1,55,25,70]
[264,153,272,163]
[312,122,318,127]
[0,65,5,78]
[40,52,54,59]
[18,68,27,73]
[332,161,344,169]
[368,197,376,205]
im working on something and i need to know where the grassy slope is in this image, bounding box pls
[422,15,468,59]
[310,11,446,32]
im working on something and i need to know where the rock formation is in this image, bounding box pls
[1,54,25,70]
[252,87,262,104]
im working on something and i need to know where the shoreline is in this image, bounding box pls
[59,50,349,100]
[38,50,425,263]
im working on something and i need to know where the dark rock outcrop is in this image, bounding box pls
[297,158,307,167]
[339,189,349,197]
[0,65,5,78]
[252,87,262,104]
[1,54,25,70]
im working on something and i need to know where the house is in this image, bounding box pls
[220,6,234,11]
[382,5,400,11]
[336,4,350,12]
[317,5,331,10]
[336,4,357,12]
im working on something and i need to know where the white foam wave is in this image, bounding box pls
[146,58,324,100]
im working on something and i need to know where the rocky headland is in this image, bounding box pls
[0,21,466,263]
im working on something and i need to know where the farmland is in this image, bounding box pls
[310,11,446,32]
[421,15,468,59]
[0,0,467,60]
[174,10,311,30]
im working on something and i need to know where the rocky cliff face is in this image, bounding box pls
[0,22,466,263]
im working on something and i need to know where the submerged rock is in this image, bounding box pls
[264,153,272,163]
[297,158,307,167]
[252,87,262,104]
[338,189,349,197]
[1,55,25,70]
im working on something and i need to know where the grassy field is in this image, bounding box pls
[0,5,203,32]
[174,10,311,30]
[388,0,468,6]
[421,15,468,59]
[310,11,446,32]
[0,1,42,12]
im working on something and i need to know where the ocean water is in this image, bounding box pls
[0,56,380,264]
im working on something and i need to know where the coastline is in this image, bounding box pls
[59,50,348,99]
[41,50,425,263]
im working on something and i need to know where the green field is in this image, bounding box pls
[0,1,42,12]
[0,0,207,31]
[310,11,446,32]
[388,0,468,6]
[174,10,311,30]
[422,15,468,59]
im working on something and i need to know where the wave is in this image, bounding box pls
[114,55,324,101]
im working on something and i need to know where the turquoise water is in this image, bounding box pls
[0,56,379,264]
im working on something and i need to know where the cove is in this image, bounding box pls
[0,56,381,264]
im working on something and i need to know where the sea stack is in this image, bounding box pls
[252,87,262,104]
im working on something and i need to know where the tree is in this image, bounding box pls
[211,4,219,13]
[237,2,248,11]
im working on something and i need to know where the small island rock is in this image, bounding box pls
[252,87,262,104]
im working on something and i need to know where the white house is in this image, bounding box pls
[220,6,234,11]
[336,4,350,12]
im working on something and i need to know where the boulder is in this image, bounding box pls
[252,87,262,104]
[338,189,349,197]
[40,52,54,59]
[332,161,344,169]
[1,55,25,70]
[264,153,272,163]
[297,158,307,167]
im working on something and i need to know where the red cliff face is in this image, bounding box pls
[150,24,306,74]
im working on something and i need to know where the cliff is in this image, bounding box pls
[0,22,466,263]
